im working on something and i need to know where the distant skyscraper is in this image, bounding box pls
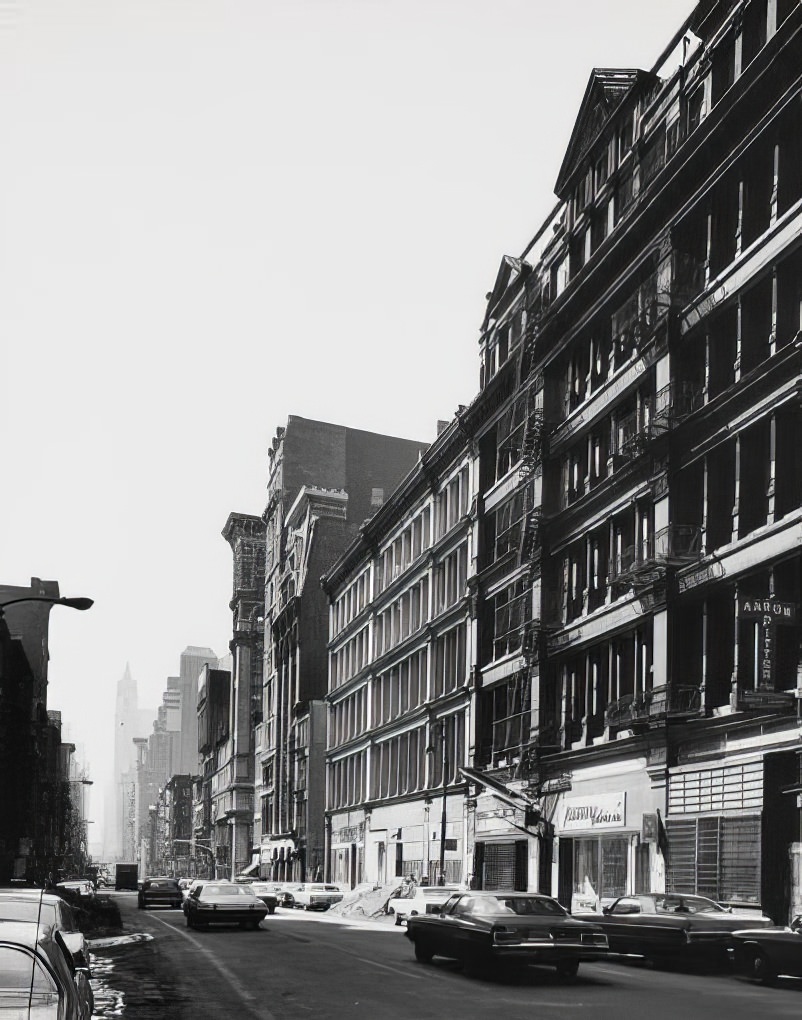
[176,647,218,776]
[104,664,152,861]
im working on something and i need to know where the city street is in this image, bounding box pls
[88,893,802,1020]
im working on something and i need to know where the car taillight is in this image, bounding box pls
[493,928,522,945]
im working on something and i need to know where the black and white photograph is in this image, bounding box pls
[2,1,801,1017]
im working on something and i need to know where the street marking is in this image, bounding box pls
[146,913,275,1020]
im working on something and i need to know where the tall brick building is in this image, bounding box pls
[248,416,429,881]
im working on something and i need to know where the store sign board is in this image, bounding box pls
[560,792,626,831]
[738,600,796,621]
[738,600,797,689]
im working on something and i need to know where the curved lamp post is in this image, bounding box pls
[0,595,93,616]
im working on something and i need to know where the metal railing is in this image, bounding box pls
[605,684,702,727]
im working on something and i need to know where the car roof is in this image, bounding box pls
[0,920,54,948]
[0,891,64,903]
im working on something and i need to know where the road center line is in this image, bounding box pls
[146,912,276,1020]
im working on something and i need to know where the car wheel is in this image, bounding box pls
[394,913,402,927]
[747,947,775,985]
[250,920,262,930]
[556,960,580,981]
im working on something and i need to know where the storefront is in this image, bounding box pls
[471,793,538,892]
[328,821,364,888]
[664,745,798,921]
[550,756,661,913]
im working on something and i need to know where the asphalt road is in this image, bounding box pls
[89,893,802,1020]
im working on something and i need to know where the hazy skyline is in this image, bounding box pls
[2,0,696,843]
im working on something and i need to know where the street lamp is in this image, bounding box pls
[0,595,94,616]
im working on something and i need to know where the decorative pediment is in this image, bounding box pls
[555,68,651,198]
[481,254,529,332]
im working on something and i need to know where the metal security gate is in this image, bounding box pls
[481,840,528,891]
[666,815,761,903]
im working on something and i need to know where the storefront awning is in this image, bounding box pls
[460,766,536,811]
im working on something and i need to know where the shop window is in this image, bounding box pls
[740,275,773,375]
[708,306,738,399]
[686,86,705,136]
[573,836,628,903]
[776,246,802,347]
[705,593,735,709]
[741,147,774,249]
[710,175,739,277]
[593,151,609,193]
[706,440,736,549]
[711,32,736,106]
[738,419,771,537]
[741,0,768,70]
[614,168,635,224]
[640,124,666,188]
[775,407,802,518]
[777,0,797,27]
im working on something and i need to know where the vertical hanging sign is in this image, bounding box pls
[738,599,797,696]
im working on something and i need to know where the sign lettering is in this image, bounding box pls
[560,792,626,832]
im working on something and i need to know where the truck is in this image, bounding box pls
[115,863,140,891]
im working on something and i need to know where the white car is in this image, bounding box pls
[291,883,346,911]
[387,885,464,925]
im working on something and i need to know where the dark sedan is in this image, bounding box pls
[733,914,802,983]
[596,893,773,964]
[185,882,268,930]
[138,877,183,910]
[405,891,608,980]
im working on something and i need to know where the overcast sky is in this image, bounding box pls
[1,0,695,848]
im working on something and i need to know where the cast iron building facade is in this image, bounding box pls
[253,416,429,882]
[466,0,801,921]
[322,418,475,887]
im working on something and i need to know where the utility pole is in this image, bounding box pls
[439,720,448,883]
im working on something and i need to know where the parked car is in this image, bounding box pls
[291,884,345,911]
[277,883,304,908]
[595,893,773,964]
[405,890,608,979]
[0,891,90,973]
[388,885,464,926]
[0,920,94,1019]
[248,883,280,913]
[732,914,802,983]
[138,877,183,910]
[56,880,95,900]
[185,882,268,930]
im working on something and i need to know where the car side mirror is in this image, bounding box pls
[601,905,611,915]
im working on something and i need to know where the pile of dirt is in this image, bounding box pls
[326,882,400,918]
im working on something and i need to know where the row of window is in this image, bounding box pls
[331,625,469,746]
[375,508,432,594]
[374,577,429,659]
[332,569,370,639]
[563,0,799,291]
[328,712,466,810]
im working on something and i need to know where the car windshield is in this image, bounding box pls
[147,881,177,889]
[654,894,724,914]
[463,895,567,917]
[202,885,256,897]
